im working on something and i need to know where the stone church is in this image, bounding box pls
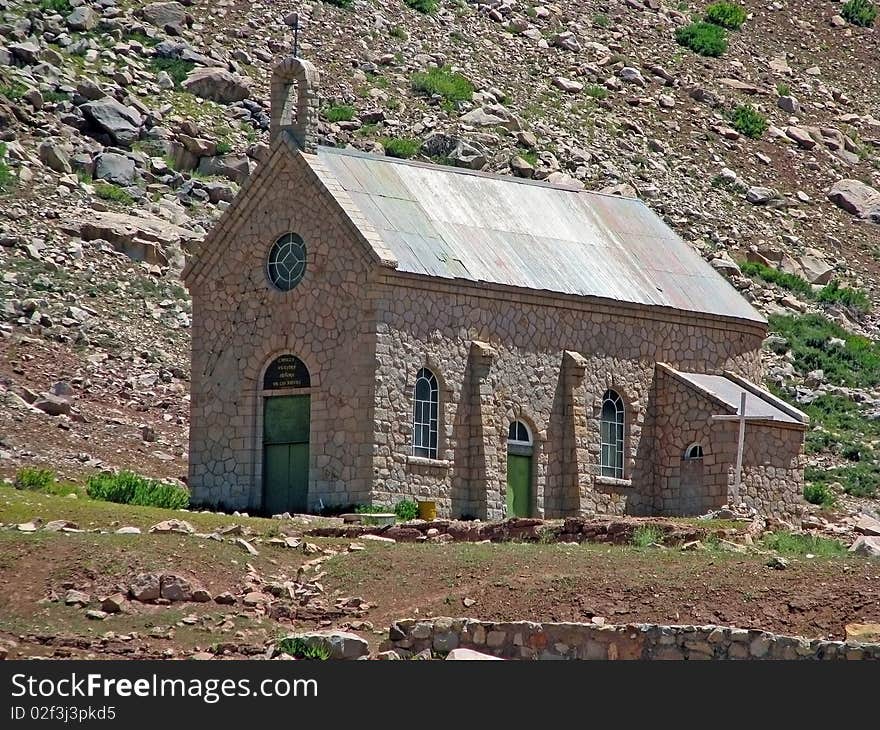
[183,57,808,520]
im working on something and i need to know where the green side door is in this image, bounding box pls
[506,453,532,518]
[263,395,310,514]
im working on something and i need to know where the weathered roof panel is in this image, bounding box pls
[675,371,805,424]
[313,146,765,325]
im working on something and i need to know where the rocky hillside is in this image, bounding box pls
[1,0,879,512]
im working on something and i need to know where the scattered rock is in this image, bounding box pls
[149,519,195,535]
[845,623,880,643]
[235,538,259,556]
[129,573,161,602]
[81,98,144,147]
[850,536,880,558]
[181,68,250,103]
[33,393,71,416]
[95,153,137,187]
[115,526,141,535]
[446,648,502,660]
[827,179,880,222]
[85,609,108,621]
[65,589,91,606]
[160,574,194,602]
[100,594,126,614]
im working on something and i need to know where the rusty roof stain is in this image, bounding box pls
[312,146,765,325]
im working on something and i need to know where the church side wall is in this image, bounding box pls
[370,276,766,519]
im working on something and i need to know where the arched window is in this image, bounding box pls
[684,443,704,461]
[600,389,625,478]
[412,368,439,458]
[508,420,532,446]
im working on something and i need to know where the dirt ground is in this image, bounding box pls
[1,489,878,659]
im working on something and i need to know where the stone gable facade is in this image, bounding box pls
[183,57,807,521]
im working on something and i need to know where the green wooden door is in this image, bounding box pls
[506,453,532,518]
[263,395,310,514]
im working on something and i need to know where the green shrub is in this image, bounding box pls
[704,1,747,30]
[39,0,72,12]
[816,280,871,314]
[86,471,190,509]
[761,531,846,557]
[394,499,420,521]
[277,637,331,660]
[42,90,70,103]
[13,467,56,491]
[94,182,134,204]
[322,0,353,6]
[151,57,195,88]
[323,104,356,123]
[0,83,26,101]
[803,482,836,507]
[404,0,438,12]
[631,525,664,548]
[806,463,879,499]
[380,136,421,159]
[776,82,790,96]
[842,0,877,27]
[585,85,609,100]
[215,140,232,155]
[593,13,611,27]
[390,25,408,40]
[0,142,14,193]
[354,504,388,514]
[730,104,768,139]
[740,261,811,296]
[411,66,474,104]
[768,314,880,387]
[675,21,728,56]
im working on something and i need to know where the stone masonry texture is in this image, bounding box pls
[385,618,880,660]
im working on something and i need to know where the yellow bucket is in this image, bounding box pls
[418,500,437,521]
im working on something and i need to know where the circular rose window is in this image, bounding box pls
[266,233,306,291]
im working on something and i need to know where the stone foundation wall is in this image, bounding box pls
[385,618,880,660]
[371,275,765,519]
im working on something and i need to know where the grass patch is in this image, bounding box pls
[380,136,421,159]
[631,525,664,548]
[13,468,56,492]
[761,531,847,557]
[277,637,331,660]
[124,31,160,47]
[390,25,408,40]
[322,0,353,7]
[86,471,190,510]
[39,0,72,12]
[776,82,791,96]
[0,83,26,101]
[768,314,880,388]
[0,141,15,193]
[151,58,195,88]
[42,90,70,103]
[816,280,871,314]
[730,104,767,139]
[675,21,728,57]
[215,140,232,155]
[803,482,836,507]
[323,104,356,123]
[94,182,134,204]
[806,463,879,499]
[593,13,611,27]
[740,261,811,296]
[404,0,438,12]
[842,0,877,27]
[704,1,747,30]
[411,66,474,104]
[394,499,419,521]
[585,85,610,100]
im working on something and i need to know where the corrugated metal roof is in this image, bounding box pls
[675,371,804,424]
[314,146,765,325]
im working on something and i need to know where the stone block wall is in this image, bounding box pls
[186,148,378,511]
[370,274,765,519]
[652,367,804,518]
[385,618,880,660]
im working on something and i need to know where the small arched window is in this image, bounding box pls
[412,368,439,458]
[684,443,704,461]
[508,420,532,446]
[600,389,625,478]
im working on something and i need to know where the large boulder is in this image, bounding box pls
[850,535,880,558]
[95,152,137,186]
[66,7,98,32]
[33,393,71,416]
[77,210,200,268]
[139,2,189,34]
[827,179,880,223]
[81,97,143,147]
[459,104,524,132]
[129,573,161,602]
[160,574,194,602]
[197,154,252,184]
[181,67,250,103]
[38,139,71,173]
